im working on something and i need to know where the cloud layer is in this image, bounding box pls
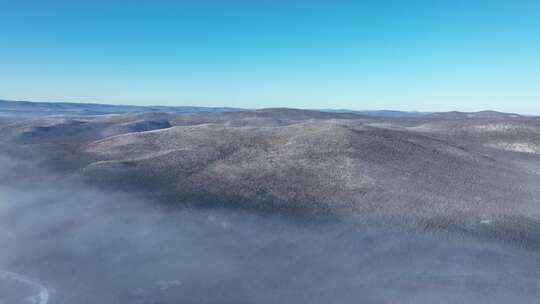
[1,156,539,303]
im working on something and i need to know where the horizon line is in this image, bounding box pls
[0,97,533,116]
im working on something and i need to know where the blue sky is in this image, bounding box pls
[1,1,539,113]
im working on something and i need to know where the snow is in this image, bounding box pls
[0,270,49,304]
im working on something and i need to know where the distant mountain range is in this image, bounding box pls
[0,99,525,118]
[0,99,242,117]
[425,110,522,119]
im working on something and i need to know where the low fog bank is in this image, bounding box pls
[1,156,539,304]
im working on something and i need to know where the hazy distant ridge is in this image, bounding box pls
[0,99,524,118]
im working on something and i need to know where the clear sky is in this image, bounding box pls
[1,1,539,113]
